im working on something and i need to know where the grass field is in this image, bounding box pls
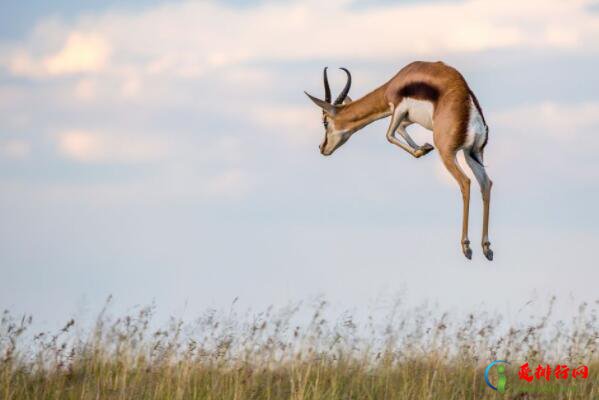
[1,297,597,399]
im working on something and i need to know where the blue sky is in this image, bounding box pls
[1,0,598,328]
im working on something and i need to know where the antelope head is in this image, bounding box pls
[305,67,353,156]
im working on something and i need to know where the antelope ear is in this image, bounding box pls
[304,91,337,115]
[342,96,353,105]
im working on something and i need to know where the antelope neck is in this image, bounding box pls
[334,84,391,132]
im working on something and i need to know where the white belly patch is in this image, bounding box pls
[397,98,434,130]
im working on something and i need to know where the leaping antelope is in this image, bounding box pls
[305,61,493,260]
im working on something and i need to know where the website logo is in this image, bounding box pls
[485,360,509,392]
[484,360,589,394]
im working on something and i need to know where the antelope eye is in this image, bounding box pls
[323,120,328,128]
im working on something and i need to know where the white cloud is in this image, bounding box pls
[0,139,30,159]
[195,137,244,164]
[483,101,599,182]
[120,75,141,98]
[544,26,580,47]
[250,104,320,147]
[0,167,253,205]
[43,33,110,75]
[493,101,599,143]
[74,79,97,100]
[56,130,167,164]
[3,0,599,80]
[203,168,252,198]
[2,1,598,202]
[220,66,272,89]
[47,130,254,201]
[9,33,110,77]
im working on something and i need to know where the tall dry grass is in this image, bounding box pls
[1,296,597,399]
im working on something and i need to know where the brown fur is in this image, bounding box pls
[332,62,478,184]
[333,61,478,153]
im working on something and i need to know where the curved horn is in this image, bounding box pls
[334,67,352,105]
[323,67,331,103]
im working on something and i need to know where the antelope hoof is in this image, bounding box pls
[483,242,493,261]
[420,143,434,155]
[462,240,472,260]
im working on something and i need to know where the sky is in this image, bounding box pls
[1,0,599,329]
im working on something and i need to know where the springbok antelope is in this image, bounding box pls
[305,61,493,260]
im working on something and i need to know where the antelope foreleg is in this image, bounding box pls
[397,122,434,157]
[386,108,431,158]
